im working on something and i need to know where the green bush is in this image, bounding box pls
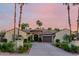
[56,39,60,43]
[1,43,8,52]
[38,37,42,42]
[61,42,71,52]
[18,46,27,53]
[55,39,61,47]
[63,34,71,43]
[18,43,32,53]
[27,43,32,48]
[1,42,15,52]
[70,44,79,53]
[24,43,32,49]
[1,39,7,42]
[28,36,33,42]
[7,41,15,52]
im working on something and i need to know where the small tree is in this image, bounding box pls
[21,23,29,30]
[36,20,42,29]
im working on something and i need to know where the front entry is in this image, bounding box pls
[34,34,39,42]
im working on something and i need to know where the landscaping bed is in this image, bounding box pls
[54,34,79,53]
[0,41,32,54]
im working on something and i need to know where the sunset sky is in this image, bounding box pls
[0,3,78,31]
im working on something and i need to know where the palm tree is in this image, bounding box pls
[18,3,24,37]
[64,3,72,36]
[21,23,29,30]
[13,3,16,40]
[36,20,42,29]
[73,3,79,40]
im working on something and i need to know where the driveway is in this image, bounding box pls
[28,42,79,56]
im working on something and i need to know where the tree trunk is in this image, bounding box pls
[18,4,23,38]
[77,5,79,40]
[67,4,72,36]
[14,3,16,40]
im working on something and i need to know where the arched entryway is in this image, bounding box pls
[34,34,39,41]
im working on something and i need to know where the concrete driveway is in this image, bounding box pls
[28,42,79,56]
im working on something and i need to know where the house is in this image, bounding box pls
[53,29,70,44]
[25,29,56,43]
[4,28,32,48]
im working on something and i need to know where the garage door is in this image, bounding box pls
[42,36,52,42]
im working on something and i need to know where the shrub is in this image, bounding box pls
[1,39,7,42]
[70,34,75,40]
[63,34,71,43]
[27,43,32,49]
[18,46,27,53]
[18,43,32,53]
[24,43,32,49]
[1,43,7,52]
[29,35,34,42]
[70,44,79,53]
[38,37,42,42]
[61,42,71,52]
[55,39,61,47]
[18,46,24,53]
[56,39,60,43]
[7,41,15,52]
[1,41,15,52]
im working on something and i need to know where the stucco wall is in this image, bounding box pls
[53,30,70,44]
[5,29,28,42]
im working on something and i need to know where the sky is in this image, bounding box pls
[0,3,78,31]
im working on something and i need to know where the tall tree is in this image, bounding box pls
[14,3,16,40]
[36,20,42,29]
[64,3,72,36]
[18,3,24,37]
[21,23,29,30]
[73,3,79,39]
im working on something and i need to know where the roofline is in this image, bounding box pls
[6,28,25,33]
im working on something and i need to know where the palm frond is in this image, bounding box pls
[72,3,79,5]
